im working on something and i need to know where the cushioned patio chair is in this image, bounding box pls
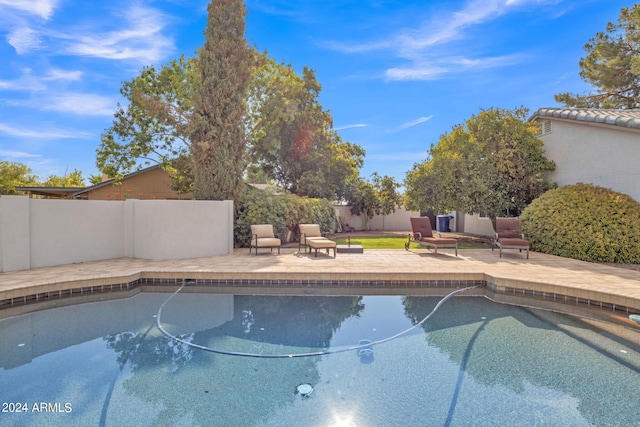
[299,224,336,257]
[405,217,458,256]
[298,224,328,253]
[249,224,281,255]
[492,217,529,259]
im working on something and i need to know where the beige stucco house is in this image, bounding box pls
[79,165,193,200]
[17,165,193,200]
[458,108,640,236]
[529,108,640,202]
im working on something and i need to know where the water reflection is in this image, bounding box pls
[100,294,365,426]
[402,296,640,426]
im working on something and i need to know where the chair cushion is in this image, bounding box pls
[251,224,275,239]
[498,237,529,247]
[254,237,281,247]
[308,239,336,249]
[299,224,322,241]
[496,218,522,238]
[410,217,434,238]
[421,237,457,245]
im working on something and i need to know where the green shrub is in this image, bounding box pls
[520,183,640,263]
[234,187,336,247]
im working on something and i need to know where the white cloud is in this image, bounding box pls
[400,115,434,130]
[0,68,84,91]
[0,123,80,139]
[322,39,394,55]
[386,54,525,81]
[7,27,41,54]
[0,149,41,159]
[8,93,116,116]
[335,123,368,131]
[385,65,449,81]
[42,93,116,116]
[45,69,83,81]
[0,0,59,20]
[325,0,559,81]
[60,5,175,64]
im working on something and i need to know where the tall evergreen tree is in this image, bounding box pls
[191,0,252,201]
[555,5,640,109]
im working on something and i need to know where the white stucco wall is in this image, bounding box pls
[462,214,495,237]
[129,199,233,260]
[30,198,124,268]
[0,196,234,272]
[0,196,30,272]
[334,205,420,232]
[540,121,640,202]
[369,206,419,231]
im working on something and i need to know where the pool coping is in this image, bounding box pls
[1,248,639,328]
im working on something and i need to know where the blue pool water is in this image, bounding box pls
[0,292,639,426]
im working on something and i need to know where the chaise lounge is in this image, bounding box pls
[405,217,458,256]
[249,224,282,255]
[492,217,529,259]
[299,224,336,258]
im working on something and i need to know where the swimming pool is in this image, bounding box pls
[0,291,638,426]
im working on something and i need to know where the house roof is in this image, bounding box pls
[15,164,163,199]
[73,164,162,196]
[530,108,640,131]
[14,186,85,198]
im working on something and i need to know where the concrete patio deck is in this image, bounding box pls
[1,246,640,331]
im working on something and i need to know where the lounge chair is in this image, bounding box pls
[299,224,336,257]
[405,217,458,256]
[492,217,529,259]
[249,224,281,255]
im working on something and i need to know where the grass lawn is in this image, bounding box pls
[332,236,489,250]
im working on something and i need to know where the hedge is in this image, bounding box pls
[520,183,640,264]
[234,186,335,247]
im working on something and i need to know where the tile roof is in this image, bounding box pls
[531,108,640,130]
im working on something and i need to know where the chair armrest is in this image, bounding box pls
[412,232,422,240]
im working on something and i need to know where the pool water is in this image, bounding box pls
[0,292,639,426]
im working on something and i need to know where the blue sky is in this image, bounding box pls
[0,0,630,185]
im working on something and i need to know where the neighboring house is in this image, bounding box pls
[436,108,640,237]
[17,164,193,200]
[529,108,640,202]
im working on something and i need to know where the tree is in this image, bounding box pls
[247,57,364,200]
[555,5,640,109]
[344,177,379,230]
[97,55,197,191]
[371,172,403,216]
[40,169,85,187]
[343,173,401,230]
[0,161,38,194]
[98,47,361,201]
[88,174,104,185]
[190,0,252,201]
[404,107,556,219]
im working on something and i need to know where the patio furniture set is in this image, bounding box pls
[249,217,529,259]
